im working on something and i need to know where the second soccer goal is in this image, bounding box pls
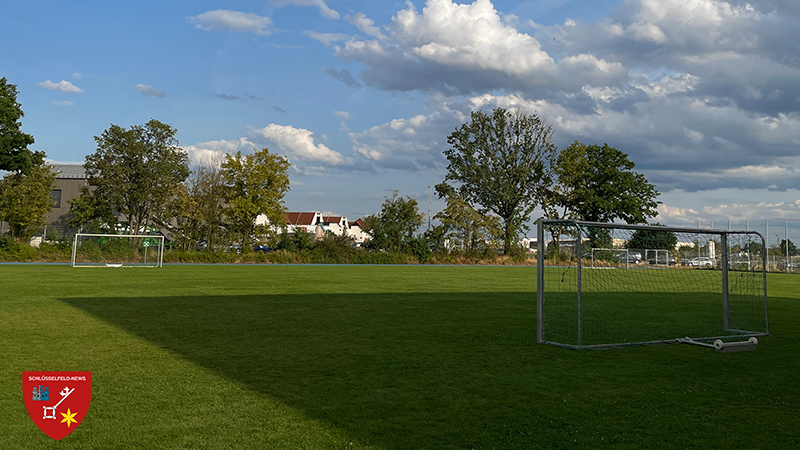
[536,219,768,349]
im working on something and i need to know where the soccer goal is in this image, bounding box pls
[536,219,768,350]
[71,233,165,268]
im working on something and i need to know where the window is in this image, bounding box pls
[51,189,62,208]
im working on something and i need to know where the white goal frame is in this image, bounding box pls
[536,219,769,350]
[71,233,165,268]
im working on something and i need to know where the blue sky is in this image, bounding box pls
[2,0,800,239]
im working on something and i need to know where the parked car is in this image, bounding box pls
[649,256,677,265]
[621,252,642,264]
[687,257,714,268]
[253,244,273,253]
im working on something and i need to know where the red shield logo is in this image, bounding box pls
[23,371,92,440]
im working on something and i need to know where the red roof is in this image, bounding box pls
[285,212,318,226]
[322,216,343,224]
[348,218,366,229]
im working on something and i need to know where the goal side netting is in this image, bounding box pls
[71,233,165,268]
[536,219,768,349]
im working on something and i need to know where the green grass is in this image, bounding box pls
[1,265,799,449]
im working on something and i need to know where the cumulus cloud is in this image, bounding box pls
[272,0,339,19]
[251,124,346,165]
[183,137,257,166]
[348,12,386,39]
[135,84,167,98]
[334,0,563,94]
[347,98,463,171]
[188,10,273,35]
[334,111,352,119]
[38,80,83,93]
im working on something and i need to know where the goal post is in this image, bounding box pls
[536,218,768,350]
[71,233,165,268]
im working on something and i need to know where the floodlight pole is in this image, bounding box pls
[773,218,799,273]
[427,185,432,230]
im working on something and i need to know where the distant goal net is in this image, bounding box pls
[536,219,768,350]
[71,233,165,268]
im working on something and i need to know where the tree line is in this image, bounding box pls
[2,75,662,259]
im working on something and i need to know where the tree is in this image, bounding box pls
[776,239,798,257]
[170,161,228,250]
[67,185,119,232]
[75,119,190,235]
[627,224,678,251]
[363,191,423,252]
[0,77,42,174]
[434,193,501,252]
[0,160,56,238]
[221,147,291,246]
[550,141,659,223]
[438,107,556,255]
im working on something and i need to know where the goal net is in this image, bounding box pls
[536,219,768,349]
[71,233,165,267]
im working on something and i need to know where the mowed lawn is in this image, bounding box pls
[1,264,799,449]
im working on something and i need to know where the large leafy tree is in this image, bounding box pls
[550,141,659,223]
[74,119,190,235]
[437,107,555,255]
[0,77,42,174]
[628,224,678,251]
[364,191,424,252]
[434,193,501,252]
[221,147,291,246]
[0,160,56,238]
[170,161,228,250]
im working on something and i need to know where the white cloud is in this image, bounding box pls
[251,124,345,165]
[183,137,257,166]
[188,10,273,35]
[38,80,83,93]
[392,0,555,77]
[72,73,82,80]
[334,111,352,119]
[305,31,350,46]
[348,12,386,39]
[272,0,339,19]
[332,0,563,93]
[135,84,167,98]
[52,101,74,107]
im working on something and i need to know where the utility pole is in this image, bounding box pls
[427,185,432,230]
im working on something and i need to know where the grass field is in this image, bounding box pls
[2,264,799,449]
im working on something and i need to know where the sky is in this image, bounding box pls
[2,0,800,241]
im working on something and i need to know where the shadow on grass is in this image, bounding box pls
[63,292,552,449]
[60,291,778,449]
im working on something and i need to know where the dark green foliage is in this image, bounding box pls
[0,77,42,174]
[439,107,556,254]
[276,230,315,252]
[363,191,423,252]
[405,236,432,264]
[79,119,190,235]
[777,239,798,256]
[628,224,678,250]
[0,160,57,238]
[221,148,291,245]
[551,141,659,223]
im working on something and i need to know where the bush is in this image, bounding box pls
[405,237,432,264]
